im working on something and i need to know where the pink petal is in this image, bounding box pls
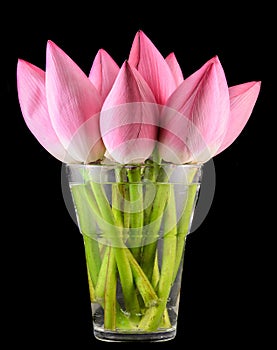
[165,56,219,109]
[128,30,177,105]
[216,81,261,155]
[100,61,158,164]
[17,59,76,163]
[165,52,184,86]
[46,40,105,163]
[89,49,120,101]
[159,56,230,163]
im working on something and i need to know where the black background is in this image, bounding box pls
[1,3,275,348]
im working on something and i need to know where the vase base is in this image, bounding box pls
[94,327,177,342]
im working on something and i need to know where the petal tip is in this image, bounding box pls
[97,48,108,56]
[212,55,220,64]
[46,40,61,54]
[166,52,175,59]
[47,39,55,47]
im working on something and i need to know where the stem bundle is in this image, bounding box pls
[69,164,200,332]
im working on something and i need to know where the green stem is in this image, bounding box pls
[157,185,177,298]
[127,166,144,261]
[90,177,160,321]
[83,235,101,287]
[95,247,110,303]
[151,251,160,291]
[104,247,117,330]
[114,247,141,321]
[70,185,101,288]
[89,181,141,321]
[173,184,198,282]
[140,181,170,282]
[139,185,177,330]
[143,161,160,226]
[142,163,161,288]
[89,181,121,243]
[112,168,124,226]
[87,263,96,303]
[70,182,134,329]
[125,249,159,308]
[94,246,135,330]
[121,168,131,233]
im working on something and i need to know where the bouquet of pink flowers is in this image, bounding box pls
[17,30,261,342]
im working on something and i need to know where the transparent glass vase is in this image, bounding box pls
[66,163,202,342]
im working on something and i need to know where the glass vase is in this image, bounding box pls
[66,162,202,342]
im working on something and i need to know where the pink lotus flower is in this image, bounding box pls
[45,40,106,163]
[17,40,111,163]
[17,59,76,163]
[100,61,158,164]
[17,31,261,166]
[128,30,178,105]
[158,56,261,163]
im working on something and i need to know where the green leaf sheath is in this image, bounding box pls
[126,166,144,261]
[173,184,198,282]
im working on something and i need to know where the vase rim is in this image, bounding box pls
[65,162,203,169]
